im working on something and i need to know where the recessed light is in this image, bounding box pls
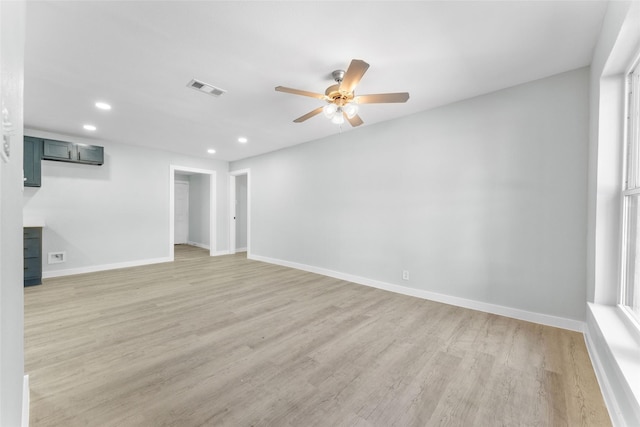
[238,137,248,144]
[95,102,111,110]
[83,124,97,131]
[207,149,216,154]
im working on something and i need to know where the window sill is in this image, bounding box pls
[586,303,640,426]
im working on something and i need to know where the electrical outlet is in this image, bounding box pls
[48,251,66,264]
[402,270,409,281]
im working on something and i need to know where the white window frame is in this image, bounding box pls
[620,51,640,328]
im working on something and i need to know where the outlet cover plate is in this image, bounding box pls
[48,251,66,264]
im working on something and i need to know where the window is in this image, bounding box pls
[622,57,640,323]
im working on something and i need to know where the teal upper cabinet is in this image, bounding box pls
[42,138,104,165]
[42,139,73,161]
[23,136,43,187]
[76,144,104,164]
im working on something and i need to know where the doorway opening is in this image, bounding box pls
[229,169,250,256]
[169,165,216,260]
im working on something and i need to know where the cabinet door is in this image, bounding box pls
[43,139,73,161]
[77,144,104,164]
[23,227,42,286]
[23,136,42,187]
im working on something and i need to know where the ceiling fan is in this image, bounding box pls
[275,59,409,127]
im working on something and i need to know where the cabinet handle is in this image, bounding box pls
[78,151,81,161]
[68,150,71,159]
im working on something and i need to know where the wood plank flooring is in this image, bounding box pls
[24,245,611,426]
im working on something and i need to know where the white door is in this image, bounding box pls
[235,174,248,252]
[174,181,189,244]
[229,176,236,254]
[229,170,250,255]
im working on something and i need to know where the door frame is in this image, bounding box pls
[229,168,251,255]
[169,165,216,260]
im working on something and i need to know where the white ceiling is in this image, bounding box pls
[24,1,608,162]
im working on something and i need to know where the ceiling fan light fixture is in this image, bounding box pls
[323,103,337,119]
[331,108,345,124]
[343,103,358,119]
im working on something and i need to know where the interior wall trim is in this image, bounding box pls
[249,253,586,333]
[585,320,622,426]
[585,303,640,427]
[22,375,29,427]
[42,256,171,279]
[211,250,230,257]
[186,241,210,250]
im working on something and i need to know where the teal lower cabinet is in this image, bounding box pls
[24,227,42,286]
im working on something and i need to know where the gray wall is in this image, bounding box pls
[23,130,228,275]
[232,67,589,322]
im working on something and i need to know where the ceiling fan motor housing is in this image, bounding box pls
[325,83,355,106]
[332,69,345,83]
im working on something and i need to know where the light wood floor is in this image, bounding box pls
[25,245,611,426]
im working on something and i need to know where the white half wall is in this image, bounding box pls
[232,67,590,323]
[0,1,26,425]
[23,129,229,276]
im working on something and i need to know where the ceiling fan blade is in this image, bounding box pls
[275,86,326,99]
[346,113,364,127]
[339,59,370,94]
[355,92,410,104]
[293,107,324,123]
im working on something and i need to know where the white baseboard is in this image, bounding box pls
[187,241,210,250]
[43,256,172,279]
[181,242,228,257]
[249,254,585,333]
[22,374,29,427]
[211,248,247,256]
[211,250,230,257]
[40,247,232,277]
[235,247,247,253]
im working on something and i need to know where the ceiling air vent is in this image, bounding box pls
[187,79,226,97]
